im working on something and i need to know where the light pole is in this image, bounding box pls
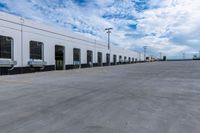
[105,28,113,50]
[143,46,147,61]
[105,28,112,66]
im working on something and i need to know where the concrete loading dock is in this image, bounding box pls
[0,61,200,133]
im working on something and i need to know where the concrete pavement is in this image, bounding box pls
[0,61,200,133]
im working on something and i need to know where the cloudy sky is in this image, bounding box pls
[0,0,200,59]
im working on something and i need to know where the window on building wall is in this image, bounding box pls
[128,57,131,62]
[0,35,13,59]
[87,50,93,64]
[97,52,102,64]
[30,41,43,60]
[73,48,81,63]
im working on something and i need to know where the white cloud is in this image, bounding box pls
[134,0,200,58]
[0,0,200,59]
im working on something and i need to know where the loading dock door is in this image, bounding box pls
[0,35,13,75]
[124,57,127,63]
[119,56,122,64]
[132,58,134,63]
[55,45,65,70]
[113,55,117,65]
[87,50,93,67]
[97,52,102,66]
[106,54,110,65]
[73,48,81,68]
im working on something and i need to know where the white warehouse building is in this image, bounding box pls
[0,12,143,75]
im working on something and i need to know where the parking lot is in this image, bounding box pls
[0,61,200,133]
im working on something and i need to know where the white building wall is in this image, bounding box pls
[0,11,143,69]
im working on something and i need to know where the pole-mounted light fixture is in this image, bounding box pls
[105,28,113,50]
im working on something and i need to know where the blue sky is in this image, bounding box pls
[0,0,200,59]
